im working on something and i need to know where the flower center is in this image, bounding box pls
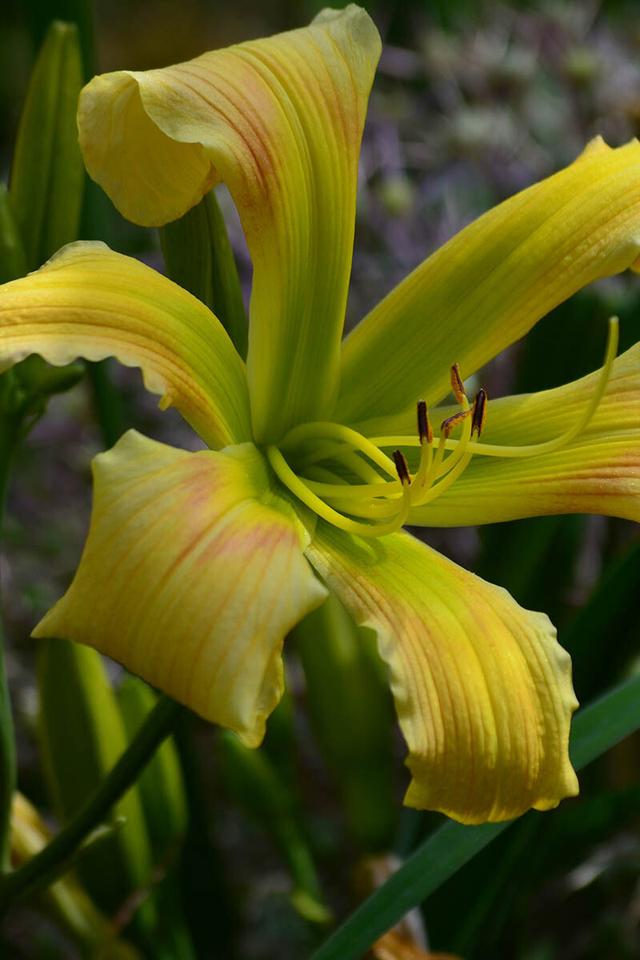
[266,318,619,539]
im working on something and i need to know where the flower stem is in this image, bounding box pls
[0,693,183,915]
[86,360,127,449]
[0,406,19,872]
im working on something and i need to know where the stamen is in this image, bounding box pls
[450,364,466,404]
[417,400,433,444]
[417,432,474,505]
[413,394,474,507]
[413,388,471,501]
[413,401,434,494]
[393,450,411,485]
[441,408,471,438]
[268,319,617,534]
[305,467,403,520]
[369,317,619,462]
[266,445,409,538]
[419,367,471,496]
[471,388,488,437]
[459,315,619,459]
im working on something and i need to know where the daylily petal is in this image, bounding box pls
[34,431,327,745]
[0,242,250,448]
[77,6,381,442]
[409,344,640,526]
[306,522,578,824]
[338,137,640,435]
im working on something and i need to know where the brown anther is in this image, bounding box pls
[471,388,488,437]
[393,450,411,486]
[440,408,471,438]
[450,364,466,404]
[417,400,433,444]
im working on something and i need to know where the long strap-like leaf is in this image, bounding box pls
[312,674,640,960]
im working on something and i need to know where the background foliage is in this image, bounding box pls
[0,1,639,957]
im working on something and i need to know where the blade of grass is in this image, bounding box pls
[311,674,640,960]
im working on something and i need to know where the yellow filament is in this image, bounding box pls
[413,438,434,493]
[325,495,402,520]
[428,434,447,482]
[305,465,402,519]
[408,395,470,504]
[302,476,401,499]
[414,415,474,506]
[266,445,410,538]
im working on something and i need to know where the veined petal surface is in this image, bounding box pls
[306,523,579,824]
[0,242,250,448]
[34,432,327,745]
[409,344,640,526]
[78,6,381,442]
[339,138,640,434]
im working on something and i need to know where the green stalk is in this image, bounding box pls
[0,407,19,871]
[85,360,127,448]
[0,694,183,915]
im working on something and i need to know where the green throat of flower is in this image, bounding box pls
[267,318,619,539]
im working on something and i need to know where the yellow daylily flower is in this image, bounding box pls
[1,4,639,823]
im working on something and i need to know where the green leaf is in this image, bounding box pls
[205,190,248,359]
[311,674,640,960]
[117,676,188,862]
[37,640,154,925]
[0,185,27,283]
[9,20,84,270]
[568,675,640,769]
[293,593,395,852]
[159,195,214,309]
[26,0,96,82]
[160,189,248,358]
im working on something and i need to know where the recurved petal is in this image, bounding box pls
[306,523,579,824]
[78,6,381,442]
[339,137,640,434]
[34,431,327,745]
[0,242,250,448]
[409,343,640,526]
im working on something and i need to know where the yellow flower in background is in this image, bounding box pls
[1,5,639,823]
